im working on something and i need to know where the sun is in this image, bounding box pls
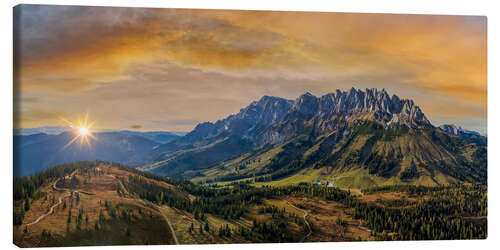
[59,112,97,149]
[79,127,90,136]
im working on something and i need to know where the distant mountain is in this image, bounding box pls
[144,88,487,187]
[14,126,72,135]
[14,131,161,177]
[438,124,486,146]
[15,127,186,143]
[13,127,187,176]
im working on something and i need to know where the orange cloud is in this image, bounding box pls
[13,6,487,132]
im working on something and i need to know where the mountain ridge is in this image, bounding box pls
[145,88,486,187]
[158,88,434,150]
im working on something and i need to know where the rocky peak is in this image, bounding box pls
[183,95,293,142]
[185,88,432,145]
[232,95,293,124]
[290,92,319,118]
[288,88,430,126]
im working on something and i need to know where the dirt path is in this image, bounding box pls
[52,170,77,192]
[23,171,79,227]
[24,195,65,227]
[22,170,180,246]
[156,206,180,245]
[285,200,312,242]
[107,174,179,245]
[352,220,371,233]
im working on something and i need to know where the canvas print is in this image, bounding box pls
[13,4,487,247]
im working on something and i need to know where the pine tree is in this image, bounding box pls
[225,224,231,237]
[24,198,30,211]
[204,221,210,232]
[99,209,105,223]
[67,210,72,224]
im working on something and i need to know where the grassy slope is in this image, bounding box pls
[192,144,284,184]
[194,123,483,189]
[146,135,253,178]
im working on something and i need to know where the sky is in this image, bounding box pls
[13,5,487,134]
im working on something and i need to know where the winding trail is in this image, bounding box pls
[21,170,180,245]
[24,196,64,226]
[156,205,179,245]
[23,170,79,227]
[107,174,179,245]
[285,200,312,242]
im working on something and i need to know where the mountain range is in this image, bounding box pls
[13,130,183,176]
[14,88,487,188]
[142,88,486,188]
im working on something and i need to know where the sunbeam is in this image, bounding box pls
[59,112,97,150]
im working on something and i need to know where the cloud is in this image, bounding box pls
[14,6,315,94]
[14,108,68,129]
[14,5,487,132]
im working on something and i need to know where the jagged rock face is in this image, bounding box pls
[259,88,431,144]
[184,88,431,145]
[182,96,293,142]
[288,88,429,126]
[219,96,294,138]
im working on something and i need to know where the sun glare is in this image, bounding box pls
[79,127,89,136]
[59,112,97,150]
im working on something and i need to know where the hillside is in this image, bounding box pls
[145,134,253,178]
[13,161,487,247]
[13,162,178,247]
[190,122,485,188]
[142,88,486,188]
